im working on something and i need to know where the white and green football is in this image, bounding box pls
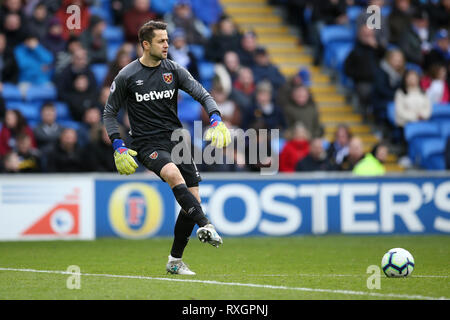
[381,248,415,277]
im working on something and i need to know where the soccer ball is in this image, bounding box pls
[381,248,415,277]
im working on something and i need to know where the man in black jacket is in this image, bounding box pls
[344,25,385,118]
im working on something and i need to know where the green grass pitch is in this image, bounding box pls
[0,235,449,300]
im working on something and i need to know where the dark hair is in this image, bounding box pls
[400,69,423,94]
[6,109,28,134]
[371,142,388,158]
[41,101,55,110]
[138,20,167,48]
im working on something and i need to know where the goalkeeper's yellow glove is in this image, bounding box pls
[112,139,138,175]
[205,114,232,148]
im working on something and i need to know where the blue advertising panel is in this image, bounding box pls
[95,175,450,237]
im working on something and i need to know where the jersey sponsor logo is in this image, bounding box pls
[162,72,173,84]
[149,151,158,159]
[135,89,175,102]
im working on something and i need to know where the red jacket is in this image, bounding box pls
[123,9,157,43]
[55,0,91,40]
[279,139,310,172]
[421,76,449,103]
[0,126,37,156]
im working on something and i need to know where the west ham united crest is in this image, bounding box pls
[149,151,158,159]
[162,72,173,84]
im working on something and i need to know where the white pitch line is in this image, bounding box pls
[222,274,449,279]
[0,267,448,300]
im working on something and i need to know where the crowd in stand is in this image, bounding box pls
[0,0,449,174]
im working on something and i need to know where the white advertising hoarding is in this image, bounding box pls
[0,176,95,240]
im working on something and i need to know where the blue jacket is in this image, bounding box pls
[14,43,53,85]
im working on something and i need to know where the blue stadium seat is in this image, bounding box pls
[347,6,363,24]
[404,121,441,164]
[198,62,215,82]
[2,83,22,101]
[25,84,57,102]
[53,102,71,121]
[419,137,446,170]
[91,64,108,86]
[430,103,450,122]
[440,121,450,139]
[58,120,81,131]
[103,26,124,44]
[320,25,355,68]
[151,0,176,14]
[6,101,41,121]
[189,44,205,61]
[89,6,113,25]
[107,42,121,61]
[178,98,201,123]
[387,101,396,126]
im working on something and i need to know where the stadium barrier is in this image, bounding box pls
[1,173,450,240]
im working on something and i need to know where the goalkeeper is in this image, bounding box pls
[103,21,231,275]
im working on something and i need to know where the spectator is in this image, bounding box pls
[14,32,53,91]
[421,63,449,103]
[55,0,91,40]
[167,28,199,80]
[41,18,67,59]
[394,69,432,127]
[123,0,157,43]
[372,49,405,125]
[296,138,334,172]
[65,73,99,121]
[0,32,19,83]
[426,0,450,31]
[353,142,388,176]
[388,0,414,45]
[233,67,256,108]
[97,85,112,110]
[103,45,134,87]
[0,85,4,121]
[356,0,389,48]
[423,29,450,73]
[398,9,431,65]
[0,0,24,18]
[77,107,103,147]
[344,25,385,117]
[279,122,310,172]
[83,126,115,172]
[33,102,64,152]
[2,151,20,173]
[237,30,258,67]
[209,83,241,129]
[16,133,41,172]
[283,85,323,138]
[79,15,107,64]
[111,0,134,26]
[56,48,98,119]
[251,47,285,91]
[223,50,241,83]
[326,124,352,167]
[165,0,208,45]
[277,67,311,108]
[47,128,84,172]
[27,1,50,41]
[0,109,36,156]
[1,13,29,48]
[205,14,241,62]
[340,136,365,171]
[53,36,84,76]
[244,81,286,130]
